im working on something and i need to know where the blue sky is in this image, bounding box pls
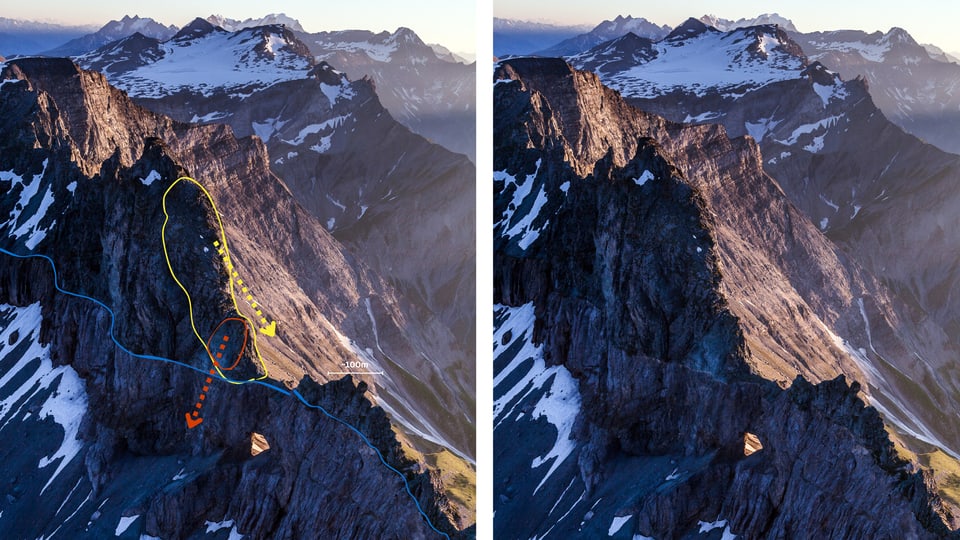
[494,0,960,54]
[6,0,476,53]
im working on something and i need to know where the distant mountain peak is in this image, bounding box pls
[593,15,670,35]
[172,18,219,41]
[700,13,799,33]
[41,14,177,57]
[802,60,842,86]
[882,26,917,45]
[665,18,714,40]
[389,26,423,45]
[533,14,670,57]
[205,13,305,33]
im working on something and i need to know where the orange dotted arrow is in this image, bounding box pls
[186,331,231,429]
[185,367,214,429]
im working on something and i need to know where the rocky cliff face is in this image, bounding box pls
[493,57,957,538]
[0,57,468,538]
[566,23,960,473]
[75,28,477,448]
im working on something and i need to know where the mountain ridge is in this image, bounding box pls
[0,55,470,537]
[43,15,178,57]
[493,56,957,538]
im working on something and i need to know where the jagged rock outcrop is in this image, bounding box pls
[0,57,468,538]
[493,57,956,538]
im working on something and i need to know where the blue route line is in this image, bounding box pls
[0,246,452,540]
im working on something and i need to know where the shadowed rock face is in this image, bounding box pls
[493,58,956,538]
[0,57,469,538]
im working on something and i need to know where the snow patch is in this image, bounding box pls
[310,134,333,153]
[803,134,826,153]
[699,517,737,537]
[683,111,720,123]
[251,117,288,142]
[66,182,77,194]
[115,514,139,536]
[609,515,632,535]
[205,519,235,533]
[325,194,346,211]
[312,36,399,62]
[139,170,161,186]
[2,159,54,250]
[634,170,655,186]
[812,82,848,106]
[744,117,781,142]
[494,304,582,494]
[699,518,727,533]
[36,361,87,494]
[819,194,840,212]
[807,38,891,62]
[495,159,549,251]
[0,303,88,495]
[281,115,350,146]
[189,111,228,123]
[319,80,355,105]
[775,115,843,147]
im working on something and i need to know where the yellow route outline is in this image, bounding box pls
[161,176,270,384]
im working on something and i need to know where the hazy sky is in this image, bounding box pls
[6,0,476,53]
[494,0,960,54]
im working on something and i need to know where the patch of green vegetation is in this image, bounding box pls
[426,448,477,527]
[391,428,476,528]
[920,449,960,510]
[884,425,917,463]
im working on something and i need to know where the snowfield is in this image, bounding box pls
[81,27,311,98]
[601,26,804,99]
[0,303,88,494]
[494,303,582,494]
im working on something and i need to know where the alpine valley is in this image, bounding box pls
[495,13,960,540]
[0,12,474,540]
